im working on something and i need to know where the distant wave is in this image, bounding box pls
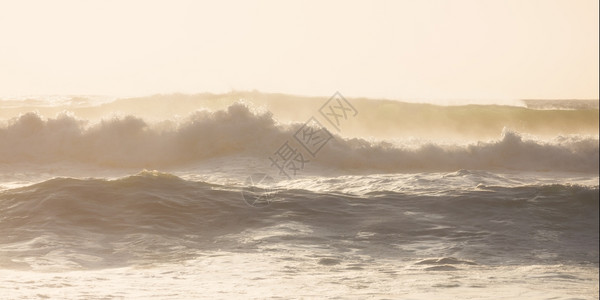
[0,92,597,139]
[0,103,597,172]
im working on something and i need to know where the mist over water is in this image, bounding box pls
[0,93,597,172]
[2,92,597,140]
[0,92,598,299]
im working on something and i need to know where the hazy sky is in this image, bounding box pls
[0,0,598,100]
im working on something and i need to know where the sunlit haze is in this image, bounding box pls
[1,1,598,299]
[0,0,598,101]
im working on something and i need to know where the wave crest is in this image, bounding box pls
[0,104,597,172]
[0,174,597,269]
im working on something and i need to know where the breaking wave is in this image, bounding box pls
[1,92,598,139]
[0,171,597,269]
[0,103,597,172]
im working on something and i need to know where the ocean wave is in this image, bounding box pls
[0,171,263,269]
[0,103,597,173]
[0,172,597,269]
[0,92,597,139]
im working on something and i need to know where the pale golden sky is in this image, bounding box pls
[0,0,598,100]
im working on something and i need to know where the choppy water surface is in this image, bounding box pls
[1,94,598,299]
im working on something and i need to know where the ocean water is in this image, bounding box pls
[0,93,598,299]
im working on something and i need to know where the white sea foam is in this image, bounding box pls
[0,94,597,299]
[0,103,597,173]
